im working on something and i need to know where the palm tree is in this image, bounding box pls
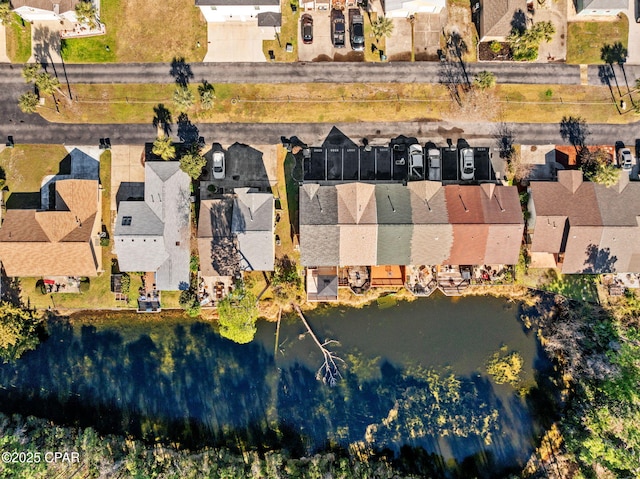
[74,0,98,29]
[371,16,394,43]
[173,86,194,111]
[18,92,39,113]
[198,82,215,110]
[474,71,496,90]
[35,72,60,96]
[21,64,41,84]
[152,136,176,161]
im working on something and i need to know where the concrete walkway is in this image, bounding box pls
[0,22,10,63]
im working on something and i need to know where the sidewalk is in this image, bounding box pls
[0,22,10,63]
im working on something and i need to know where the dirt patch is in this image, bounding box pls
[444,1,477,62]
[478,41,513,61]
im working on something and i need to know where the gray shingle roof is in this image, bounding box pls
[114,162,191,290]
[232,188,274,271]
[479,0,527,40]
[577,0,628,12]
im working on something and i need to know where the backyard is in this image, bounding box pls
[566,15,629,64]
[38,83,628,125]
[60,0,207,62]
[262,0,298,62]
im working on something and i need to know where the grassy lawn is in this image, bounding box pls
[524,269,599,303]
[41,82,628,125]
[60,0,206,62]
[263,0,298,62]
[566,15,629,64]
[0,145,68,208]
[5,13,31,63]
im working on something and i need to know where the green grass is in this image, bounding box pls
[566,15,629,64]
[5,13,31,63]
[263,0,298,61]
[0,145,69,208]
[61,0,206,62]
[531,269,599,303]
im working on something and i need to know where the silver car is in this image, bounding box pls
[460,148,475,180]
[212,151,225,180]
[618,148,633,172]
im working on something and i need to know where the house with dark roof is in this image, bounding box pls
[477,0,527,41]
[114,162,191,291]
[528,170,640,273]
[575,0,627,16]
[195,0,281,25]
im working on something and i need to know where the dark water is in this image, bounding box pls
[0,295,554,474]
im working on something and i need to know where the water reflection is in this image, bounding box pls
[0,296,553,475]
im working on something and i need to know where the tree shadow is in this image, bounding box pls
[177,113,199,146]
[582,244,618,273]
[439,30,471,106]
[601,42,628,97]
[169,57,194,87]
[597,64,618,108]
[32,26,60,75]
[492,123,516,159]
[510,9,527,35]
[152,104,172,136]
[559,116,590,154]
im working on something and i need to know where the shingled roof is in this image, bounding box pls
[478,0,527,40]
[114,162,191,290]
[529,170,640,273]
[0,179,100,277]
[299,181,523,267]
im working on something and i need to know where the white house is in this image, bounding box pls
[196,0,281,23]
[11,0,80,22]
[384,0,445,17]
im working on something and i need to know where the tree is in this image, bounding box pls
[179,288,200,317]
[371,16,394,42]
[74,0,98,29]
[0,303,43,363]
[152,136,176,161]
[217,289,259,344]
[0,1,12,25]
[35,72,61,96]
[198,81,215,110]
[173,86,194,111]
[21,64,41,84]
[579,147,619,186]
[505,151,532,184]
[18,92,39,113]
[179,150,207,179]
[473,71,496,90]
[508,20,555,61]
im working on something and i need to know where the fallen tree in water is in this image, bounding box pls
[293,303,344,386]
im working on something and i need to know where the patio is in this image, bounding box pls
[198,274,235,307]
[406,265,438,296]
[43,276,81,293]
[137,272,160,312]
[339,266,370,294]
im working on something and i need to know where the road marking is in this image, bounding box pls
[580,64,588,86]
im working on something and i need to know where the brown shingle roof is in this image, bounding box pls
[0,179,100,277]
[479,0,527,40]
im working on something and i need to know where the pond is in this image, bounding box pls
[0,294,555,476]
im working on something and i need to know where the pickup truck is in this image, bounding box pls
[332,10,345,48]
[349,9,364,51]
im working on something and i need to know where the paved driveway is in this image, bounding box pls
[386,12,445,61]
[110,145,145,211]
[204,22,272,62]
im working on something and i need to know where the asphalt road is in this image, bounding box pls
[2,119,639,149]
[0,61,586,85]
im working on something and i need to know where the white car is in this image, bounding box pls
[618,148,633,172]
[409,144,424,169]
[212,151,225,180]
[460,148,475,180]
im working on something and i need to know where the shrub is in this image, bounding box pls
[490,41,502,53]
[100,237,110,247]
[79,278,91,293]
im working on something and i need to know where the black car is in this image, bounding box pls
[331,10,345,48]
[349,9,364,51]
[301,14,313,44]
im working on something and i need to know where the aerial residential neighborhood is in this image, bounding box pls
[1,0,640,477]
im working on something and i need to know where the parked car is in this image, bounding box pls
[349,9,364,51]
[301,14,313,44]
[427,148,441,181]
[618,147,633,172]
[332,10,345,48]
[212,151,225,179]
[460,148,475,180]
[409,144,424,170]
